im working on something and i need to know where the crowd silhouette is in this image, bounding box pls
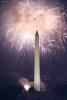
[0,83,67,100]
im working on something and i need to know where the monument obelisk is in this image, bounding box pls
[34,31,40,91]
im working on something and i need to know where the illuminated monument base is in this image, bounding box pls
[34,31,40,91]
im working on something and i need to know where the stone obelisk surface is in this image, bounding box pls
[34,31,40,91]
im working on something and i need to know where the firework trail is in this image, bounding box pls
[3,0,67,55]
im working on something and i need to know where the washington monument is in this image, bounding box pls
[34,31,40,91]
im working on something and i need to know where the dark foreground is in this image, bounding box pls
[0,84,67,100]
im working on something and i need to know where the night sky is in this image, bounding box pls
[0,0,67,89]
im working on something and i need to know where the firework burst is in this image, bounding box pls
[3,0,67,55]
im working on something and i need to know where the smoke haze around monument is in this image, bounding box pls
[0,0,67,89]
[2,0,67,56]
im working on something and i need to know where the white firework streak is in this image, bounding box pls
[3,1,67,55]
